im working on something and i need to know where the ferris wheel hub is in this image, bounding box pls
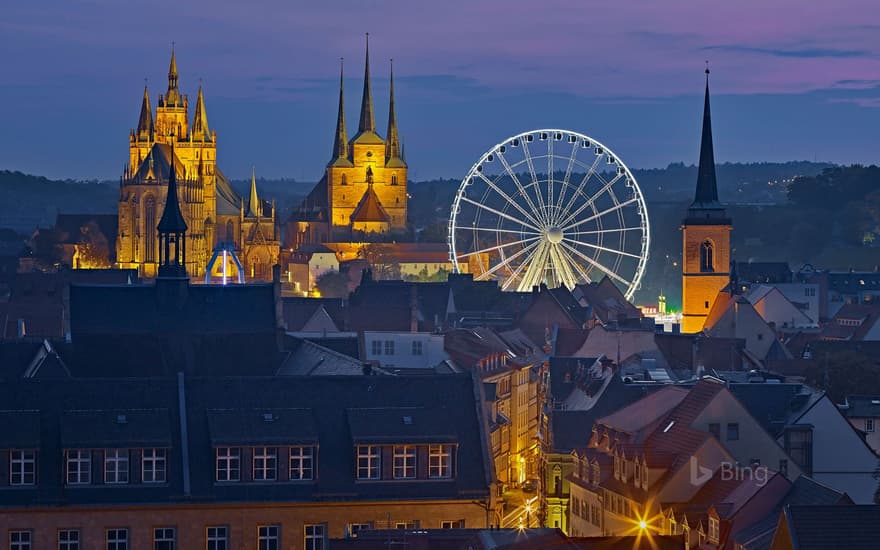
[546,227,564,244]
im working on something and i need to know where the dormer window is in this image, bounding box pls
[634,461,641,487]
[708,517,720,543]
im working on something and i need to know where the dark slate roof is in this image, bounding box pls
[779,505,880,550]
[736,262,792,284]
[843,395,880,418]
[347,406,458,443]
[59,408,172,448]
[726,383,821,438]
[0,410,40,447]
[0,374,490,508]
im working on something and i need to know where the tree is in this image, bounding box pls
[315,270,350,298]
[802,350,880,403]
[359,243,401,280]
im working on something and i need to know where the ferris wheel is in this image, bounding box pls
[448,129,650,299]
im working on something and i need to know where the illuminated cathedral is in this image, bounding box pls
[116,49,280,280]
[287,36,408,249]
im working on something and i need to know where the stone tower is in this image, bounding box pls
[681,68,732,334]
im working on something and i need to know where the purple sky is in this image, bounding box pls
[1,0,879,181]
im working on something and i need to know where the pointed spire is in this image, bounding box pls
[248,167,261,217]
[358,33,375,133]
[691,64,720,209]
[191,83,210,141]
[136,84,154,140]
[158,135,188,234]
[385,59,402,162]
[330,58,350,162]
[165,43,182,107]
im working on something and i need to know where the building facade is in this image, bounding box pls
[681,69,732,334]
[287,38,408,246]
[116,49,279,280]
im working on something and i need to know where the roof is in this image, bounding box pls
[0,374,490,507]
[736,262,792,284]
[597,385,688,435]
[776,505,880,550]
[573,277,641,325]
[686,72,725,215]
[350,184,391,223]
[843,395,880,418]
[726,383,823,437]
[59,408,172,448]
[277,335,377,376]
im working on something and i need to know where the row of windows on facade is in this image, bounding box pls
[7,524,320,550]
[370,339,424,356]
[1,444,455,486]
[338,172,400,186]
[5,519,467,550]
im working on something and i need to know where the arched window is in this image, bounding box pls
[226,220,234,246]
[341,174,347,186]
[144,195,156,262]
[391,173,398,186]
[700,240,714,272]
[366,167,373,184]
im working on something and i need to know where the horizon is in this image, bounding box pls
[1,1,879,181]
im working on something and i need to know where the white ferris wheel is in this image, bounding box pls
[448,129,650,299]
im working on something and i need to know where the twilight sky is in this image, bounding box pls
[1,0,879,181]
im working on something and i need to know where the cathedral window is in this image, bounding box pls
[341,174,348,186]
[700,240,714,272]
[391,173,398,186]
[144,195,157,262]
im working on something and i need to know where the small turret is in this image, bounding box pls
[385,60,404,167]
[248,167,261,217]
[164,45,183,108]
[190,84,210,142]
[328,58,352,167]
[357,33,375,134]
[136,85,154,141]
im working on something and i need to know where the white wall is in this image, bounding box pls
[363,331,448,370]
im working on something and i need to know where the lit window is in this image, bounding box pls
[153,527,175,550]
[258,525,279,550]
[384,340,395,355]
[253,447,278,481]
[700,240,714,272]
[66,450,91,485]
[393,445,416,479]
[216,447,241,482]
[708,517,720,543]
[106,529,128,550]
[58,529,80,550]
[726,423,739,441]
[304,524,325,550]
[10,450,36,486]
[104,449,129,484]
[289,446,315,480]
[206,526,228,550]
[412,340,423,356]
[441,520,464,528]
[371,340,382,355]
[9,530,32,550]
[428,444,452,479]
[142,449,167,483]
[357,445,381,480]
[394,521,419,529]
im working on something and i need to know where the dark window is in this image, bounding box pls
[9,531,31,550]
[107,529,128,550]
[207,526,228,550]
[708,423,720,440]
[700,240,714,272]
[145,195,157,262]
[785,427,813,476]
[216,447,241,482]
[153,527,175,550]
[726,423,739,441]
[258,526,279,550]
[225,220,234,246]
[779,459,788,477]
[10,450,36,485]
[59,529,80,550]
[289,446,315,480]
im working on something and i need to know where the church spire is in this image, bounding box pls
[157,134,188,277]
[248,167,261,217]
[165,44,182,107]
[691,65,720,209]
[385,59,402,163]
[191,83,210,141]
[358,33,375,133]
[136,84,153,140]
[330,58,349,162]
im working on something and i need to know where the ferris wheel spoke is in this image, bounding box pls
[471,226,541,237]
[460,196,541,231]
[548,243,578,289]
[501,242,540,291]
[564,197,637,232]
[455,236,540,260]
[570,227,643,236]
[558,172,623,229]
[546,138,554,218]
[520,139,550,225]
[561,241,632,287]
[475,239,540,281]
[558,244,593,285]
[474,171,543,228]
[553,140,581,226]
[517,240,551,292]
[495,151,546,228]
[565,238,642,259]
[556,154,602,227]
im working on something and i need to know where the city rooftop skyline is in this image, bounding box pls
[1,0,879,181]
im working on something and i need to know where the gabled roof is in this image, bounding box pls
[573,277,641,325]
[350,184,391,223]
[776,505,880,550]
[843,395,880,418]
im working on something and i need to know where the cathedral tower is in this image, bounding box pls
[681,68,732,333]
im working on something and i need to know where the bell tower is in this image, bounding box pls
[681,67,731,333]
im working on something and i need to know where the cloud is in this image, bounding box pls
[702,44,871,58]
